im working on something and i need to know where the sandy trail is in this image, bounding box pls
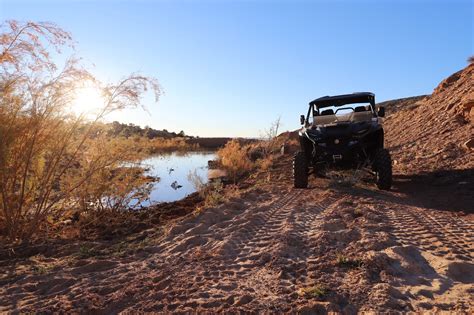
[339,183,474,311]
[114,188,341,312]
[383,198,474,310]
[0,170,473,312]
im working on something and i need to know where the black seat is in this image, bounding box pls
[354,106,367,112]
[320,109,334,116]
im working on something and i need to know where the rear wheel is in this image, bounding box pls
[374,148,392,190]
[293,151,308,188]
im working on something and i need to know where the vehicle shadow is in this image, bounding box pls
[392,168,473,214]
[331,168,473,214]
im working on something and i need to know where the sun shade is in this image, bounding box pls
[309,92,375,108]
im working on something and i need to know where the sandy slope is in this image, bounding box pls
[383,63,474,175]
[0,156,472,313]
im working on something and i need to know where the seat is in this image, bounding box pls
[314,109,336,125]
[351,108,373,122]
[320,109,335,116]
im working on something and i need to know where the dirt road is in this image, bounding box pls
[1,157,473,312]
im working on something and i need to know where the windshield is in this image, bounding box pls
[312,103,373,125]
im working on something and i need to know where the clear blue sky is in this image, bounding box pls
[1,0,472,137]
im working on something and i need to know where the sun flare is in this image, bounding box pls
[71,84,106,117]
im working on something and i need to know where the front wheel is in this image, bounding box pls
[374,148,392,190]
[293,151,308,188]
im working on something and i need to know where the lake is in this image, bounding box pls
[135,151,216,206]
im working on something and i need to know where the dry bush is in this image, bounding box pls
[0,21,160,242]
[187,169,207,196]
[187,170,224,207]
[202,181,225,207]
[148,137,198,153]
[261,116,285,155]
[263,116,281,141]
[217,139,253,183]
[62,137,154,214]
[257,155,274,171]
[97,136,198,156]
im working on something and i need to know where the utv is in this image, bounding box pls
[294,92,392,190]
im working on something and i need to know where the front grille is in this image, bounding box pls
[325,136,350,148]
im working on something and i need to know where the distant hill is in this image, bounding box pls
[105,121,187,139]
[103,122,239,149]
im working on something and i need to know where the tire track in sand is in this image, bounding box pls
[127,190,309,311]
[387,205,473,259]
[139,189,341,312]
[201,190,340,309]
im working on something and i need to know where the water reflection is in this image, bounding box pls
[136,151,216,206]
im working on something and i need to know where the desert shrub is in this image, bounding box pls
[0,21,160,242]
[297,285,327,298]
[203,180,225,207]
[261,116,286,155]
[147,137,198,153]
[217,140,253,182]
[187,170,206,197]
[61,137,154,214]
[257,155,274,171]
[336,253,363,268]
[188,171,224,207]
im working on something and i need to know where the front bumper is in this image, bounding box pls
[314,137,361,163]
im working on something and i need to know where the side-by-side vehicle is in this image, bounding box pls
[294,92,392,190]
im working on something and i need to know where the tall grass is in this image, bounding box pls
[0,21,160,242]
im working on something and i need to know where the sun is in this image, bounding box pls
[71,83,106,118]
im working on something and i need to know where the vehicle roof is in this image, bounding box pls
[309,92,375,108]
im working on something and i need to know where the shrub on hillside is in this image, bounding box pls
[217,140,253,183]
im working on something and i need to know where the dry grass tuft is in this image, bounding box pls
[336,253,363,268]
[297,284,327,298]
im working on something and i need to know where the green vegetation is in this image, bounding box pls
[31,264,52,275]
[106,121,186,139]
[336,253,363,268]
[188,170,227,208]
[297,285,327,298]
[29,254,55,274]
[77,245,100,259]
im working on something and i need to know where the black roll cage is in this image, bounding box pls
[305,92,376,124]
